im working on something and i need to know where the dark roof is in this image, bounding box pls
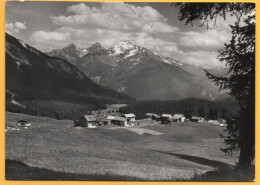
[17,119,27,123]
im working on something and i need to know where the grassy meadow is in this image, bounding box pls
[5,112,238,180]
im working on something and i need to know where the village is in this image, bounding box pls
[72,104,227,129]
[5,104,227,132]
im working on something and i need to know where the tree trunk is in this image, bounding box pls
[238,106,255,170]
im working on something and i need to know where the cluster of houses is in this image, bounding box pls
[74,113,136,128]
[145,113,204,124]
[73,111,214,128]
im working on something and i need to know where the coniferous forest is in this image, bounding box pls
[119,98,239,120]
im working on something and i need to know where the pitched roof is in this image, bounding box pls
[106,115,116,120]
[172,114,184,119]
[123,113,136,118]
[83,115,96,122]
[107,116,126,122]
[161,114,172,118]
[146,113,160,118]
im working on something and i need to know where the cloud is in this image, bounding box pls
[30,26,181,57]
[51,2,178,33]
[28,2,231,67]
[5,21,27,35]
[179,50,226,67]
[31,31,70,43]
[180,29,231,49]
[31,2,180,54]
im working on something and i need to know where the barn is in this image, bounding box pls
[107,116,128,126]
[74,115,97,127]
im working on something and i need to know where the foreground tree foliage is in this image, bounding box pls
[174,3,255,170]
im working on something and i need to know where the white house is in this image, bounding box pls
[123,113,136,121]
[106,116,128,126]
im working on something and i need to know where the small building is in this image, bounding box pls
[145,113,160,120]
[107,116,128,126]
[74,115,97,127]
[17,119,31,127]
[123,113,136,121]
[171,114,185,122]
[191,116,203,123]
[160,114,172,124]
[17,119,27,125]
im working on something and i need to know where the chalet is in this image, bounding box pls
[122,113,136,121]
[171,114,185,122]
[107,116,128,126]
[159,114,172,124]
[74,115,97,127]
[191,116,203,123]
[145,113,160,120]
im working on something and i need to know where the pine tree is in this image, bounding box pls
[174,2,255,169]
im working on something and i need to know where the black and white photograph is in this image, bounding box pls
[5,1,255,181]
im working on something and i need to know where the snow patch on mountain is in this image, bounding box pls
[124,48,138,58]
[110,41,137,55]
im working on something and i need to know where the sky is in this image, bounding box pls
[5,1,237,67]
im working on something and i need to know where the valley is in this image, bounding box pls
[5,33,241,181]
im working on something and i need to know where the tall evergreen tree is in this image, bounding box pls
[174,3,255,169]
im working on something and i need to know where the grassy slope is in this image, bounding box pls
[5,112,238,180]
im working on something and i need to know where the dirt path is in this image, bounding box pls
[118,127,164,135]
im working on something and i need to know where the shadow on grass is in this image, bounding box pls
[153,150,254,182]
[153,150,233,168]
[5,159,142,181]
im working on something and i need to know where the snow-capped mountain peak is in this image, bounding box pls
[110,40,138,56]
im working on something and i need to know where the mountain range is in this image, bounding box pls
[47,41,229,101]
[5,33,134,108]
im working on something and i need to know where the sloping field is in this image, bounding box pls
[5,112,237,180]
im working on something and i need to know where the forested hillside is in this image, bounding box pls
[119,98,239,119]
